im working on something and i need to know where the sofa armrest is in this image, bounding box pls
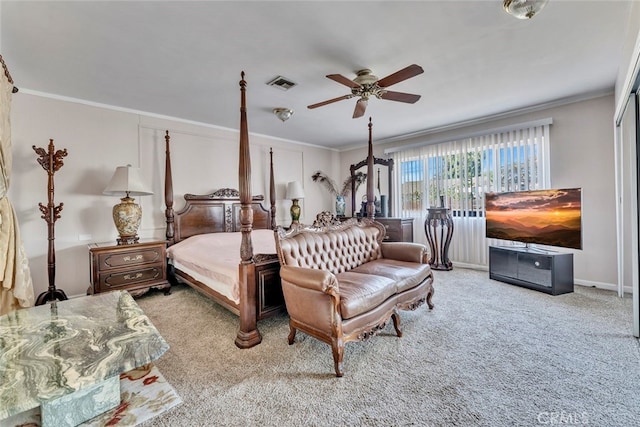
[279,265,342,335]
[280,265,339,294]
[380,242,427,263]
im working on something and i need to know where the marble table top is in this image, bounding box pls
[0,291,169,420]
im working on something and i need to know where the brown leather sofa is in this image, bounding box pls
[274,218,435,377]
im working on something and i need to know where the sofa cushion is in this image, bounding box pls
[352,259,432,293]
[334,271,396,319]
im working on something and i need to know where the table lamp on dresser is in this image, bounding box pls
[286,181,304,226]
[103,164,153,245]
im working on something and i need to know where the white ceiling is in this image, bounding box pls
[0,1,633,150]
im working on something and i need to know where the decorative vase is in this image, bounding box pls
[380,195,387,217]
[335,195,346,217]
[290,199,301,224]
[112,196,142,245]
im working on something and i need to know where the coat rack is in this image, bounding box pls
[33,139,68,305]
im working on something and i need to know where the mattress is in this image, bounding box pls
[166,229,277,304]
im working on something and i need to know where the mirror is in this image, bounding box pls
[350,157,394,217]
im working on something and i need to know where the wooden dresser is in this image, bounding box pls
[375,217,414,242]
[88,239,170,296]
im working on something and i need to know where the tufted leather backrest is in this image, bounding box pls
[275,220,384,275]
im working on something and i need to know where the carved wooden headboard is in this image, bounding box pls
[171,188,272,244]
[164,128,277,247]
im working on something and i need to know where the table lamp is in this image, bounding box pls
[286,181,304,226]
[103,165,153,245]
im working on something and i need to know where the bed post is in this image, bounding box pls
[235,71,261,349]
[165,130,175,245]
[366,118,375,219]
[269,147,276,230]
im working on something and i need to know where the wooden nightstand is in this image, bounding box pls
[88,239,170,296]
[337,217,414,242]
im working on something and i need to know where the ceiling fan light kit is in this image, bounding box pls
[503,0,548,19]
[308,64,424,119]
[273,107,294,122]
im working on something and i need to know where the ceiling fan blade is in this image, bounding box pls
[353,99,368,118]
[376,64,424,88]
[380,90,421,104]
[327,74,361,89]
[307,94,353,109]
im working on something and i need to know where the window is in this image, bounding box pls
[389,119,551,266]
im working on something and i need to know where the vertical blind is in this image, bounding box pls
[389,119,551,267]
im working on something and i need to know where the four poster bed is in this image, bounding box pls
[163,72,283,349]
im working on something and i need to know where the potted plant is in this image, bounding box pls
[311,171,366,217]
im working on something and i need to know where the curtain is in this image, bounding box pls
[391,119,551,267]
[0,56,34,315]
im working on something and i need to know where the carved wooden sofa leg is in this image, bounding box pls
[391,312,403,337]
[331,338,345,377]
[427,286,435,310]
[288,324,297,345]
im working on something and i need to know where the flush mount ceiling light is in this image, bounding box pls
[503,0,548,19]
[273,108,294,122]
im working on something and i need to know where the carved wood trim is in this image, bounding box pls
[165,130,175,244]
[253,253,279,263]
[277,217,385,245]
[0,54,13,84]
[312,211,342,228]
[0,54,18,93]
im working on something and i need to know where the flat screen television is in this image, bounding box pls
[485,188,582,250]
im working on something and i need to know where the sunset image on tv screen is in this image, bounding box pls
[485,188,582,249]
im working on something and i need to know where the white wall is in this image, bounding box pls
[340,95,618,289]
[9,93,336,298]
[6,90,623,297]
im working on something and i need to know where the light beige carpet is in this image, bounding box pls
[136,267,640,426]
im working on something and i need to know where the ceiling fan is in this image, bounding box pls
[307,64,424,119]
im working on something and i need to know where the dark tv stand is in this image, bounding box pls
[489,246,574,295]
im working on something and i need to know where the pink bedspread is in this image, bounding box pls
[166,230,277,304]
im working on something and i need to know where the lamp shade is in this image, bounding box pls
[103,165,153,196]
[286,181,304,200]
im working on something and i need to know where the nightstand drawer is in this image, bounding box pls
[98,246,164,270]
[88,239,170,296]
[97,264,166,292]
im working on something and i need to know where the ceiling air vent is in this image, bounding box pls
[267,76,297,91]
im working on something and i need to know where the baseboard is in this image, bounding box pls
[575,278,630,295]
[449,262,488,271]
